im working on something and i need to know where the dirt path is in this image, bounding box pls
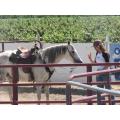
[1,84,120,105]
[0,86,84,104]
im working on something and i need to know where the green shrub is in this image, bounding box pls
[0,15,120,43]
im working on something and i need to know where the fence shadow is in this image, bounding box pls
[17,86,86,95]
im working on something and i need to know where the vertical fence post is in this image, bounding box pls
[12,66,19,105]
[66,83,72,105]
[107,76,112,105]
[96,91,102,105]
[2,42,4,52]
[86,65,93,105]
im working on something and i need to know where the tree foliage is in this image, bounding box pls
[0,15,120,43]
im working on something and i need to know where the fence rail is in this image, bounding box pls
[67,81,120,96]
[0,62,120,67]
[0,63,120,105]
[70,67,120,79]
[66,81,120,105]
[66,67,120,105]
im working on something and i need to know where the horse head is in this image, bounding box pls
[66,42,83,63]
[40,42,83,64]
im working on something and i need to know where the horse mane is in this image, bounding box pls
[41,44,69,63]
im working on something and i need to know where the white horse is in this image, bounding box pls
[0,42,83,103]
[33,42,83,101]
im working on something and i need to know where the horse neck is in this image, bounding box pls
[35,52,43,64]
[52,54,66,63]
[42,45,67,63]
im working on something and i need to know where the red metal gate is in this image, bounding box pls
[0,63,120,105]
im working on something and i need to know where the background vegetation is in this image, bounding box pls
[0,15,120,43]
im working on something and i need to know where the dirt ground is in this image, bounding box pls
[0,83,120,105]
[0,84,85,105]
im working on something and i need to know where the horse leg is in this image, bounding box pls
[6,76,13,102]
[44,85,49,104]
[36,86,42,104]
[8,85,13,102]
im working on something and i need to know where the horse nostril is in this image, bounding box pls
[76,59,83,63]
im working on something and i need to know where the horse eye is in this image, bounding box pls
[71,51,75,54]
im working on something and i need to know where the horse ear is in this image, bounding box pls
[68,41,70,45]
[39,41,43,49]
[35,40,43,49]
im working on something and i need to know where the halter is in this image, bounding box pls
[42,58,55,81]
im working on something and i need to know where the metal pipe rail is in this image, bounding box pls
[66,81,120,105]
[70,68,120,79]
[68,81,120,96]
[0,63,120,105]
[0,63,120,68]
[69,67,120,105]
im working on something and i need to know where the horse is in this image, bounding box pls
[33,42,83,101]
[0,42,83,103]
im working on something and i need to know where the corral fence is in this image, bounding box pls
[66,80,120,105]
[0,41,34,52]
[66,66,120,105]
[0,63,120,105]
